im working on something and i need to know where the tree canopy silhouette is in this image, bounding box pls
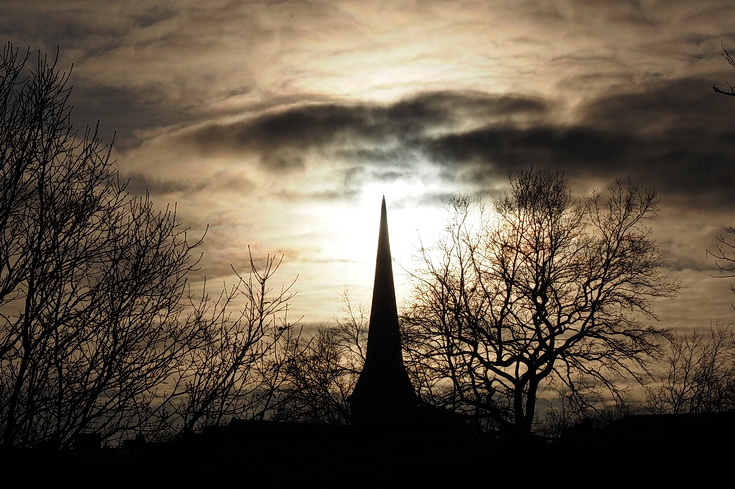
[0,42,206,448]
[0,42,297,449]
[403,168,678,434]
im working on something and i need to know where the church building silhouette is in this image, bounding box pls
[349,197,420,430]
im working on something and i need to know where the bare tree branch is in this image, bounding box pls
[713,43,735,96]
[403,169,677,434]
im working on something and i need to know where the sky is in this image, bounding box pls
[3,0,735,329]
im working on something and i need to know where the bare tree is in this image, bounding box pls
[164,252,298,435]
[274,290,368,424]
[645,323,735,414]
[0,43,304,449]
[403,168,678,434]
[0,43,214,448]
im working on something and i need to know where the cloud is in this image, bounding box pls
[114,90,551,211]
[5,0,735,327]
[119,76,735,221]
[415,77,735,210]
[162,90,548,165]
[579,77,735,205]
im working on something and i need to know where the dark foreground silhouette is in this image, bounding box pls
[7,412,733,488]
[6,200,731,487]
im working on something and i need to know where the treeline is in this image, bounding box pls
[0,43,300,449]
[2,43,734,449]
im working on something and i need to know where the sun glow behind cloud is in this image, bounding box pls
[9,0,732,328]
[347,173,448,307]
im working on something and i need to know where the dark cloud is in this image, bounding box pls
[384,90,548,131]
[418,78,735,211]
[579,77,735,207]
[426,125,633,172]
[177,91,549,173]
[182,103,372,172]
[582,78,733,136]
[166,81,735,214]
[425,119,735,207]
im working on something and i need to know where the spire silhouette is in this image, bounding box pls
[349,197,418,429]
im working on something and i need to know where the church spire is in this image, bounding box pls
[349,197,418,429]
